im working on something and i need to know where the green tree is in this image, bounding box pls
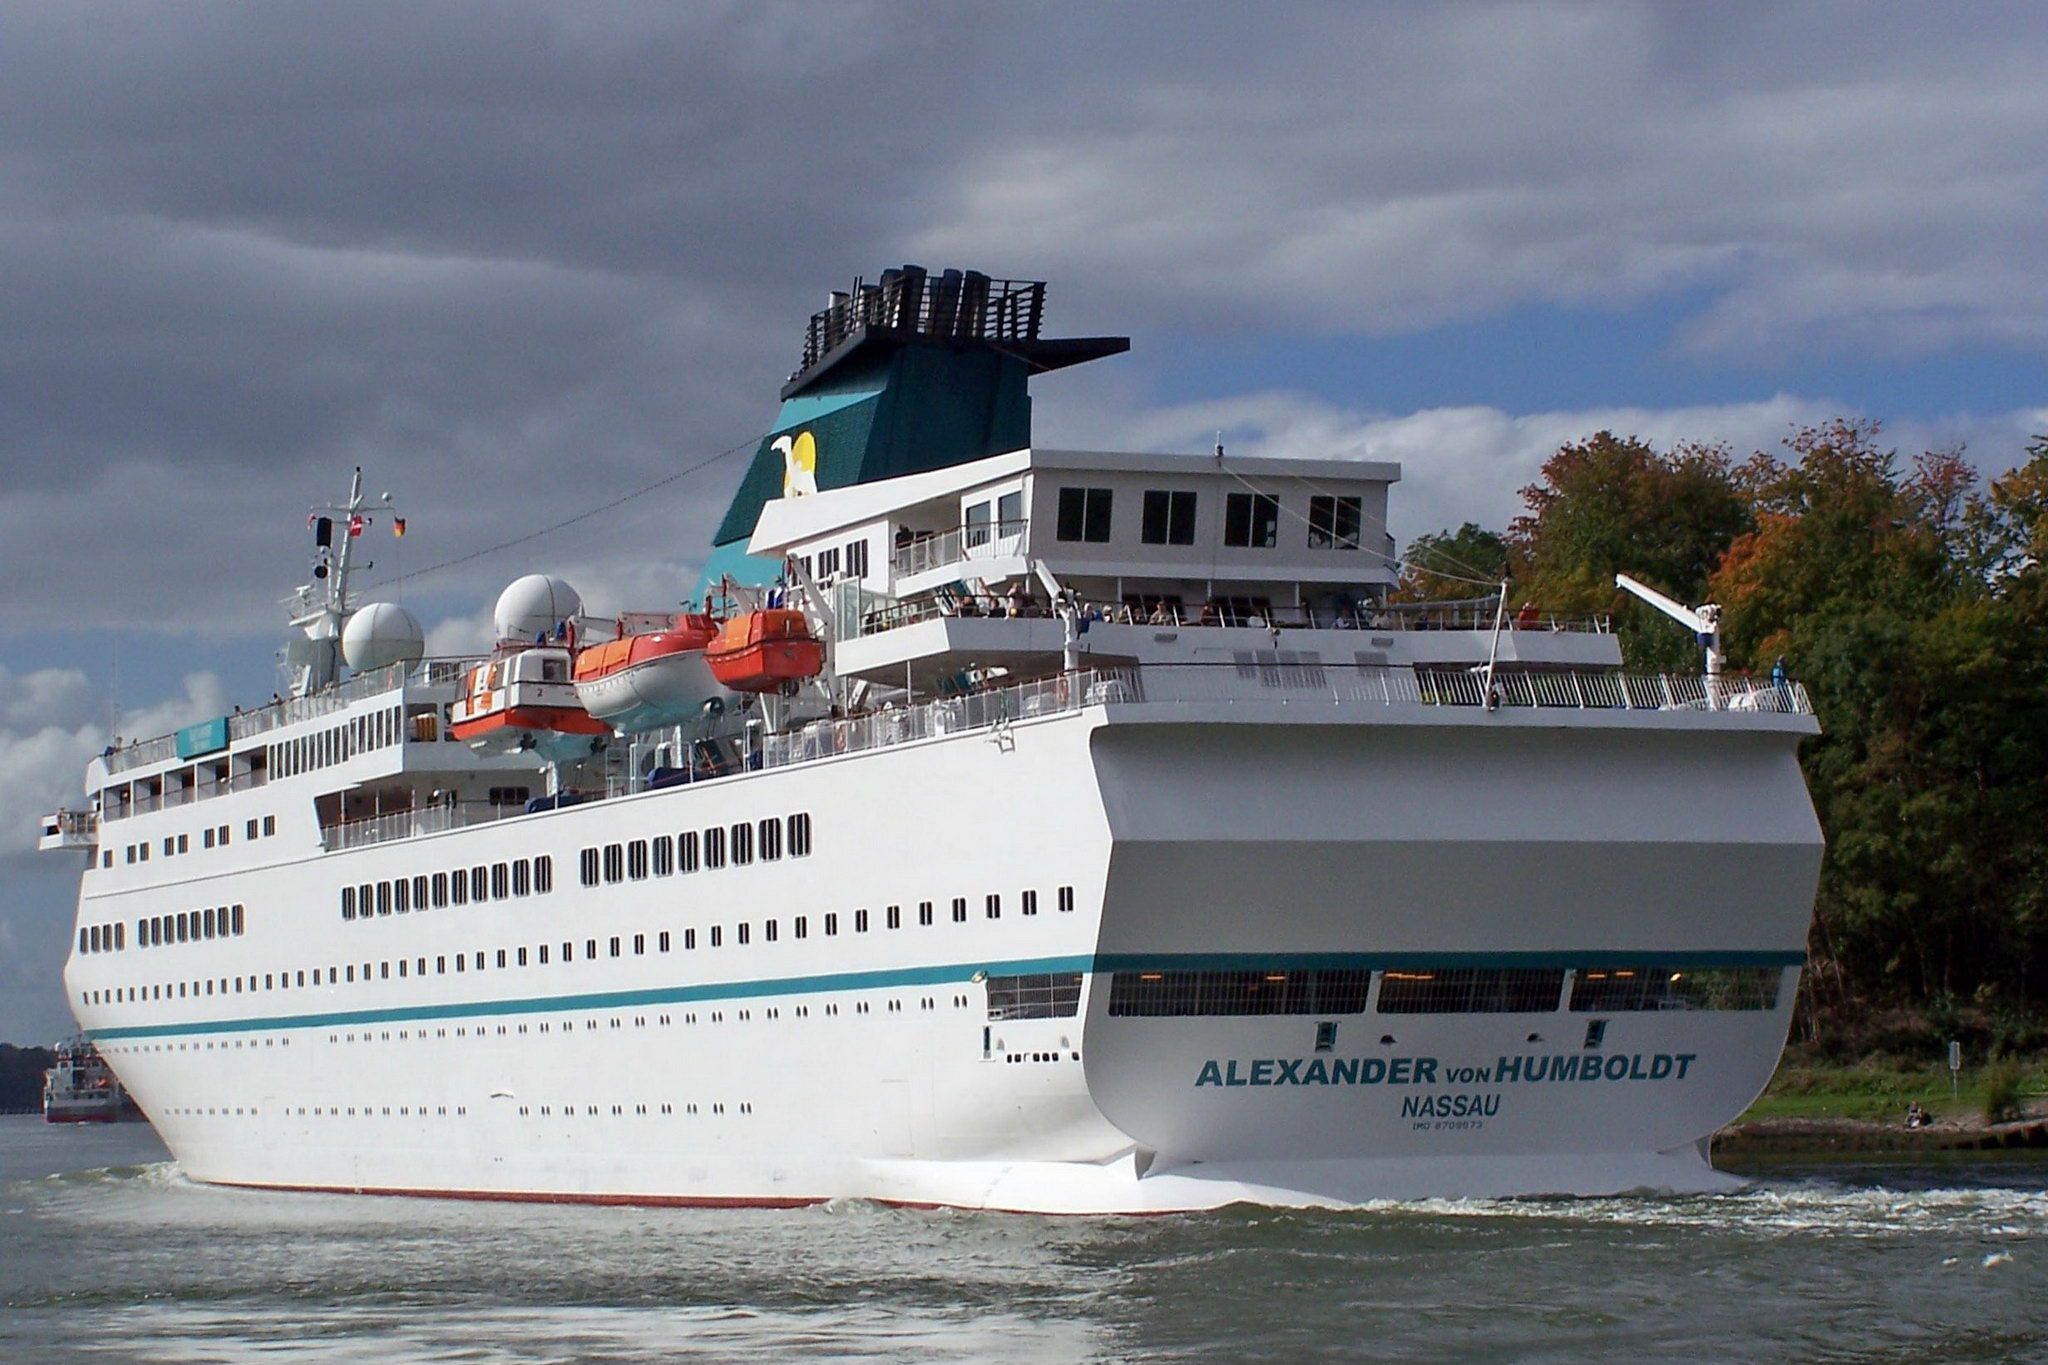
[1509,431,1753,670]
[1394,522,1507,603]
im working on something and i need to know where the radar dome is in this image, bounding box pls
[341,602,425,673]
[494,574,582,643]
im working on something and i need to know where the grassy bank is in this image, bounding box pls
[1736,1058,2046,1125]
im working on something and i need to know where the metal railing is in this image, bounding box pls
[102,657,472,776]
[890,519,1030,577]
[760,663,1812,772]
[796,270,1045,378]
[854,590,1610,638]
[323,799,520,852]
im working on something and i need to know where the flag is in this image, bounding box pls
[393,517,407,538]
[349,514,367,537]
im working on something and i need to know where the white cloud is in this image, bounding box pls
[1057,390,2048,547]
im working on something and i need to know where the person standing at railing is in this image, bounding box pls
[1771,656,1789,707]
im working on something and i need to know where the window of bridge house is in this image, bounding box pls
[1307,495,1362,551]
[1224,492,1279,549]
[1056,487,1113,543]
[1141,490,1197,546]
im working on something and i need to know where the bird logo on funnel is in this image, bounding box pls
[774,430,819,497]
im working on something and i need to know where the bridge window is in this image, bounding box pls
[1141,490,1197,546]
[1307,495,1362,551]
[1223,492,1279,549]
[1056,486,1114,543]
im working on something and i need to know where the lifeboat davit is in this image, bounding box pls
[449,647,608,760]
[573,615,725,733]
[705,609,824,692]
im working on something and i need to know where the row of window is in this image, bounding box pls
[81,903,249,956]
[268,703,406,781]
[341,856,555,920]
[81,885,1082,1010]
[1055,487,1368,551]
[1105,965,1784,1017]
[110,813,279,870]
[579,814,813,886]
[800,538,870,584]
[985,972,1084,1020]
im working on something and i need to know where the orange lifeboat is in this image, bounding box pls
[571,615,723,732]
[705,609,824,692]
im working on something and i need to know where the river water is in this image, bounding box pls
[1,1116,2040,1362]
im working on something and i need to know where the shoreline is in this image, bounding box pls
[1714,1113,2048,1159]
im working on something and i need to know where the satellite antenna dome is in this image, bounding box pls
[341,602,425,673]
[494,574,581,643]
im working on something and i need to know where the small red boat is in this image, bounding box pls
[705,609,824,692]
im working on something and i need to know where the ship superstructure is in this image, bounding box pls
[41,269,1823,1210]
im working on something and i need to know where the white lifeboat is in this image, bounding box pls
[449,647,607,760]
[572,614,727,734]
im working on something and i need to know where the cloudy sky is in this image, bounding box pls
[3,2,2045,1040]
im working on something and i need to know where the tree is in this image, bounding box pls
[1509,431,1753,670]
[1394,522,1507,603]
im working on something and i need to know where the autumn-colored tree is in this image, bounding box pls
[1509,431,1752,670]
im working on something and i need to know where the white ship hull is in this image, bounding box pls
[66,702,1819,1211]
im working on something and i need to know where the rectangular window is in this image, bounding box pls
[1569,966,1782,1012]
[603,844,624,884]
[1021,890,1038,916]
[538,944,550,964]
[703,827,725,869]
[342,886,357,921]
[846,539,869,579]
[787,814,811,857]
[497,949,507,968]
[816,546,841,579]
[985,893,1001,920]
[824,912,838,936]
[763,921,776,943]
[652,835,673,877]
[987,972,1085,1020]
[795,915,809,939]
[231,904,243,935]
[203,828,215,849]
[1224,492,1280,548]
[1376,968,1565,1014]
[451,869,469,905]
[634,933,646,955]
[951,897,967,923]
[759,818,781,861]
[679,831,700,872]
[433,872,449,908]
[376,883,391,916]
[1054,486,1113,543]
[919,900,934,927]
[964,500,992,548]
[627,840,648,881]
[472,865,489,901]
[534,856,552,893]
[264,815,276,836]
[393,879,409,914]
[178,833,189,853]
[710,926,722,948]
[684,928,697,950]
[1307,495,1363,550]
[1108,969,1371,1017]
[413,873,429,907]
[586,938,597,960]
[516,947,527,967]
[855,909,869,932]
[1058,886,1075,914]
[731,822,752,864]
[580,847,600,886]
[659,931,670,952]
[247,819,259,840]
[1141,490,1197,545]
[886,904,901,930]
[512,861,530,897]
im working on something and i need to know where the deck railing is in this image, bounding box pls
[322,799,519,852]
[890,519,1030,578]
[102,658,473,776]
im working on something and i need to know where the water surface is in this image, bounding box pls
[2,1117,2039,1361]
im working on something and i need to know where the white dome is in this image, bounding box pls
[494,574,582,643]
[341,602,425,673]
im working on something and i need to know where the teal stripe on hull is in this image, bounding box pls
[87,949,1805,1042]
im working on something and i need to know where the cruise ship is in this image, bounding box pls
[42,267,1822,1211]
